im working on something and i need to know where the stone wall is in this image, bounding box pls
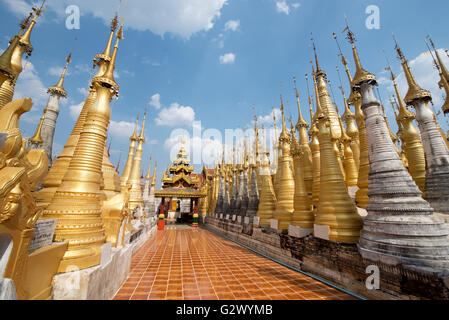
[52,224,157,300]
[205,216,449,300]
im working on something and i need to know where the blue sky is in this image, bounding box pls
[1,0,449,188]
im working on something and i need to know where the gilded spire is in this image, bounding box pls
[139,111,147,141]
[95,12,118,64]
[336,66,355,120]
[311,34,344,140]
[121,114,139,185]
[28,108,46,145]
[254,114,260,162]
[128,110,147,210]
[145,156,152,180]
[389,67,415,121]
[311,64,323,117]
[310,33,322,74]
[333,32,361,105]
[151,160,158,186]
[344,21,376,88]
[426,35,449,89]
[93,25,122,96]
[426,37,449,115]
[279,92,290,142]
[115,151,122,173]
[393,34,431,104]
[305,74,314,124]
[294,77,309,129]
[0,36,19,81]
[19,1,45,57]
[48,51,72,98]
[131,114,139,140]
[272,107,279,165]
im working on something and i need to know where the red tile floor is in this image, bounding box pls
[113,226,357,300]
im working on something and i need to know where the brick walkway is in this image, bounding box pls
[113,226,356,300]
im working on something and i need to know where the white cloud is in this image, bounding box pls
[69,103,83,120]
[1,0,32,16]
[74,64,91,74]
[164,132,225,166]
[258,108,282,126]
[122,70,135,77]
[142,57,161,67]
[224,20,240,32]
[156,102,195,127]
[14,62,47,107]
[1,0,229,39]
[292,2,301,9]
[77,87,89,97]
[48,66,68,77]
[219,53,236,64]
[380,49,449,111]
[150,93,162,110]
[109,120,139,140]
[276,1,290,15]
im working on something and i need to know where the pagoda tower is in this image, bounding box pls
[142,156,152,214]
[395,41,449,215]
[314,107,361,243]
[312,41,342,139]
[291,121,313,229]
[346,28,449,269]
[246,145,260,219]
[335,35,370,208]
[310,70,322,215]
[214,155,225,216]
[148,160,158,217]
[391,101,411,169]
[294,78,313,200]
[253,116,263,197]
[238,141,250,217]
[40,52,71,166]
[337,63,360,171]
[230,151,239,216]
[337,103,358,187]
[272,96,295,230]
[389,68,426,193]
[256,125,277,227]
[223,177,231,216]
[0,4,44,109]
[42,24,124,272]
[37,14,120,208]
[121,116,139,187]
[272,112,281,196]
[27,110,45,149]
[128,113,146,210]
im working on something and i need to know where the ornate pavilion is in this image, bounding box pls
[155,139,207,224]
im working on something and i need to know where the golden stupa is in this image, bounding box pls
[256,125,277,227]
[272,96,295,230]
[41,25,124,272]
[37,14,120,208]
[290,121,314,229]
